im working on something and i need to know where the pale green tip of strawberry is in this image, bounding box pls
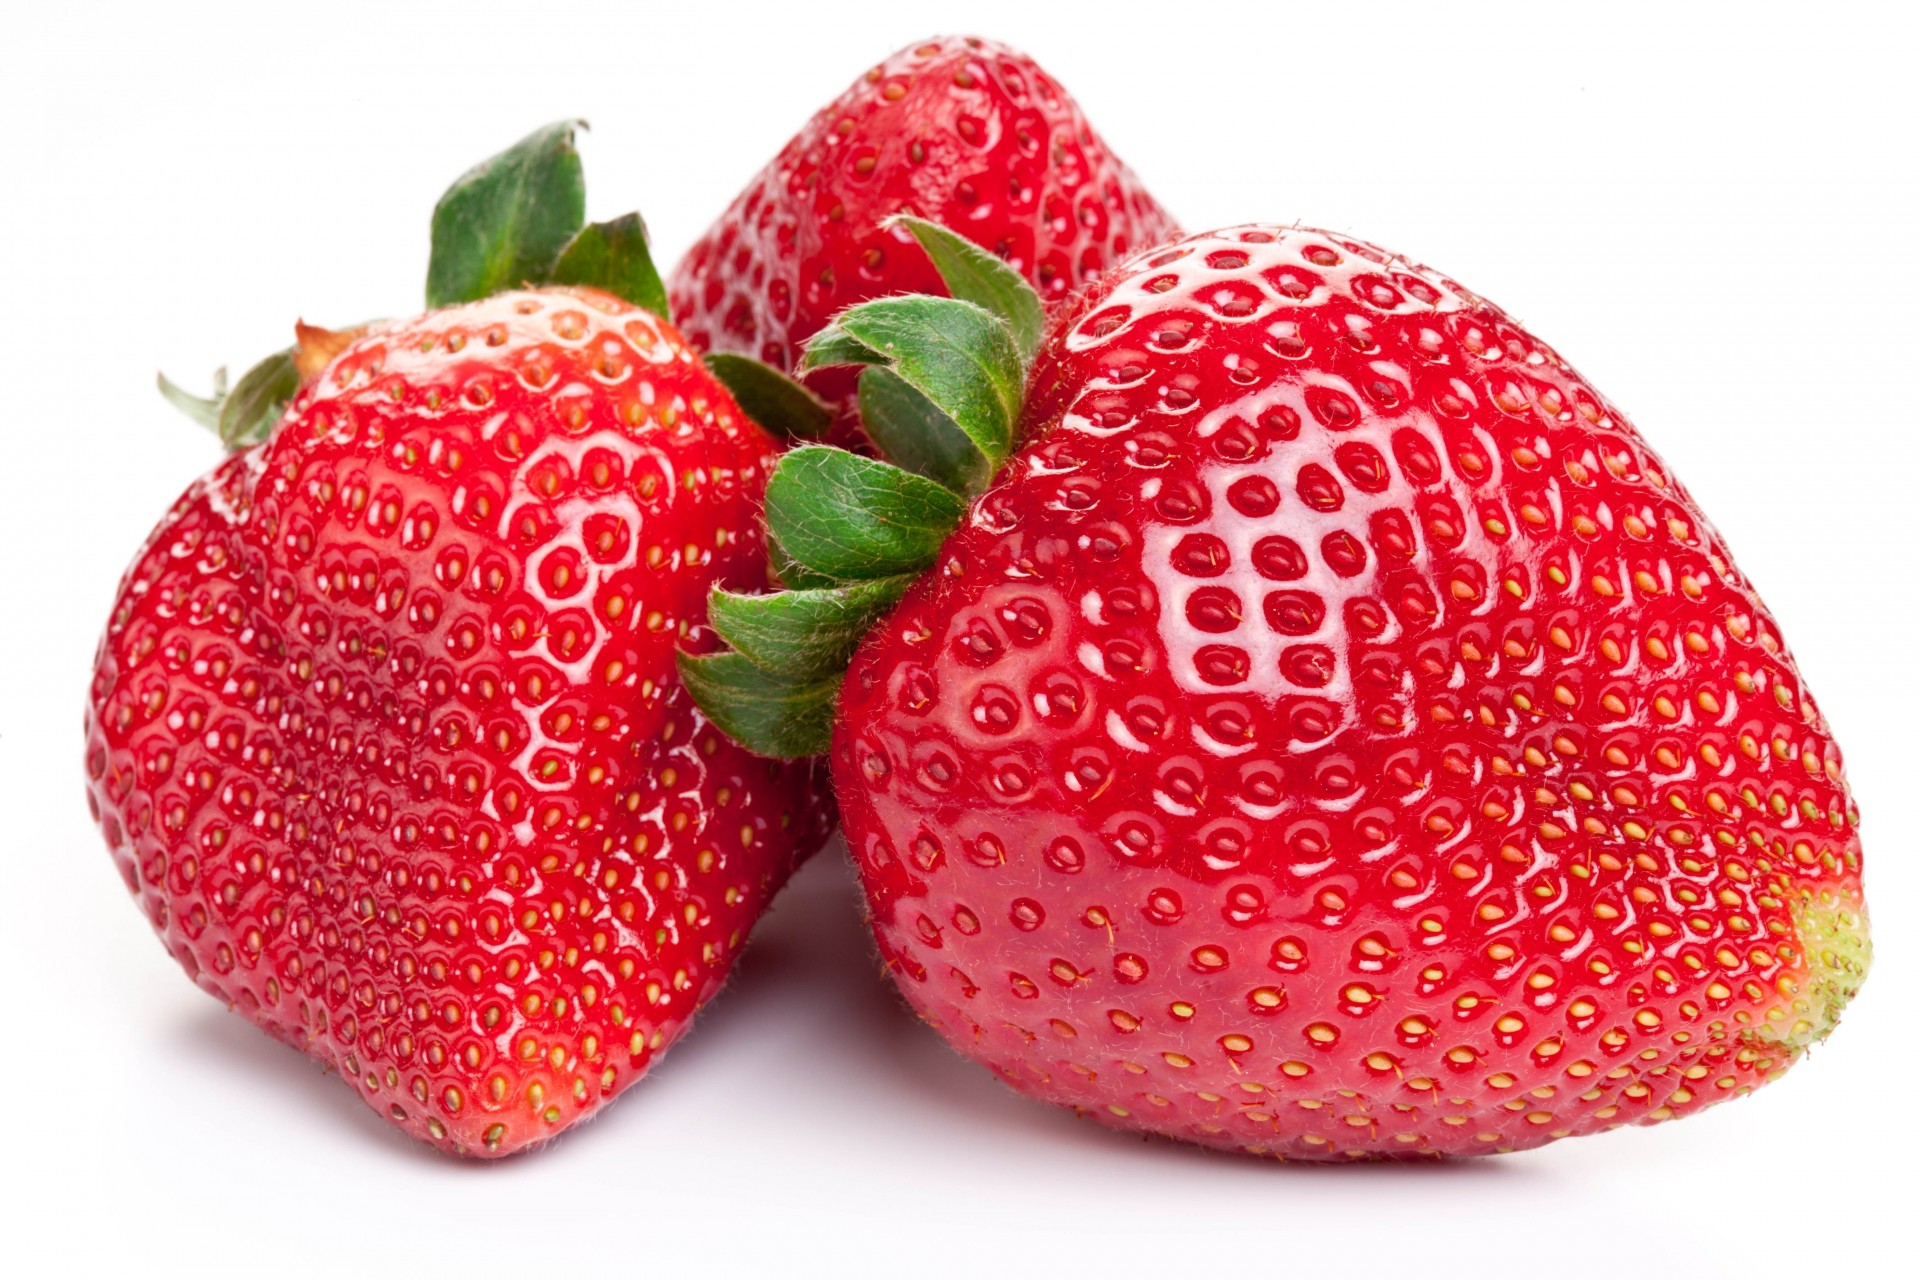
[1762,890,1871,1052]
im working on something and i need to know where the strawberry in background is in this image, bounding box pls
[87,125,833,1157]
[685,221,1871,1159]
[670,35,1179,447]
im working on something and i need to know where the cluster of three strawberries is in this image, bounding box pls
[92,34,1868,1161]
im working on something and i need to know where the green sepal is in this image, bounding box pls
[798,326,884,371]
[157,349,296,451]
[858,366,990,495]
[160,361,290,447]
[809,296,1021,468]
[710,575,913,683]
[705,353,832,441]
[768,533,841,590]
[156,367,228,432]
[675,217,1058,767]
[887,215,1045,361]
[549,212,668,317]
[427,120,586,307]
[765,445,964,582]
[676,651,839,759]
[216,349,300,448]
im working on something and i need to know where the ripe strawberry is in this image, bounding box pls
[90,128,831,1157]
[687,223,1870,1158]
[669,34,1178,446]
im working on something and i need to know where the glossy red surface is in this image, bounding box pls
[669,35,1178,445]
[86,289,833,1156]
[831,227,1869,1158]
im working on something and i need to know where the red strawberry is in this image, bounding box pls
[669,34,1178,446]
[686,223,1870,1159]
[90,128,832,1157]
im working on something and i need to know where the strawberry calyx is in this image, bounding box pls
[157,120,681,450]
[679,217,1047,757]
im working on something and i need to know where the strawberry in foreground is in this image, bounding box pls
[670,34,1178,449]
[685,222,1871,1158]
[88,126,831,1157]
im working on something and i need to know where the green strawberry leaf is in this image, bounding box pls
[709,575,914,682]
[765,445,964,581]
[549,212,668,317]
[768,532,841,590]
[427,120,586,307]
[156,366,229,432]
[798,325,885,371]
[216,349,300,449]
[858,366,991,495]
[676,651,839,759]
[822,296,1021,468]
[887,214,1045,362]
[705,353,833,441]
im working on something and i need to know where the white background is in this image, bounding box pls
[2,2,1914,1275]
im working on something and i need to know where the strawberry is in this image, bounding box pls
[89,126,831,1157]
[685,222,1870,1158]
[669,34,1178,447]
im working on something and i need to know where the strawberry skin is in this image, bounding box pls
[829,227,1869,1158]
[669,34,1179,444]
[86,289,832,1157]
